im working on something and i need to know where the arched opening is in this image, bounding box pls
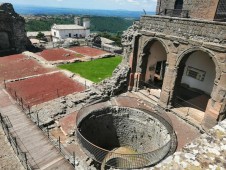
[138,40,167,100]
[173,50,216,113]
[144,40,167,88]
[0,32,10,50]
[174,0,184,10]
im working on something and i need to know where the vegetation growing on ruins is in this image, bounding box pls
[58,56,122,82]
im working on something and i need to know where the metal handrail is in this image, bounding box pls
[76,96,174,169]
[0,113,37,170]
[175,96,206,112]
[139,80,206,112]
[4,81,86,108]
[140,80,162,89]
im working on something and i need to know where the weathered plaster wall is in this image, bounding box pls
[181,51,216,95]
[145,41,167,82]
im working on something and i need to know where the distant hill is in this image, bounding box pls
[14,5,155,18]
[25,16,134,34]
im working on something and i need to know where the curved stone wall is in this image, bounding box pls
[78,106,171,153]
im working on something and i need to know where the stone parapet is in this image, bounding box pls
[140,15,226,45]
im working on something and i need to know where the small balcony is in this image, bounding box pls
[163,9,190,18]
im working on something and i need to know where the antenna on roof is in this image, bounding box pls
[143,9,147,15]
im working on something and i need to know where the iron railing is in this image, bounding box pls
[23,111,77,167]
[4,79,87,108]
[140,80,206,112]
[174,96,206,112]
[0,113,37,170]
[76,96,175,169]
[2,81,78,168]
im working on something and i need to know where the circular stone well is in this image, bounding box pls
[76,97,176,169]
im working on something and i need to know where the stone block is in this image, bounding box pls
[167,54,177,67]
[139,30,156,37]
[216,53,226,63]
[202,112,218,130]
[155,33,166,39]
[205,99,222,118]
[219,73,226,86]
[211,85,226,102]
[221,63,226,73]
[159,90,170,105]
[203,43,226,53]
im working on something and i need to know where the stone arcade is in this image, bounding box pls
[126,0,226,129]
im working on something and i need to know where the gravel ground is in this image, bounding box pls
[0,126,24,170]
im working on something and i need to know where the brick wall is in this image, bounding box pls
[157,0,219,20]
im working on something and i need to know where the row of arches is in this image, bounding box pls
[131,38,220,115]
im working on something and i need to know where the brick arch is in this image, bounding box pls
[176,47,221,81]
[137,38,169,75]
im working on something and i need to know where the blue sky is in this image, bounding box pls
[0,0,157,11]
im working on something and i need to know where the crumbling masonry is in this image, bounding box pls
[126,0,226,129]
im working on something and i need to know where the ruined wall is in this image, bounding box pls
[127,15,226,128]
[157,0,219,20]
[0,3,31,55]
[78,106,170,153]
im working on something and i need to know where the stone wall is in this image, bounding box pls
[157,0,219,20]
[147,119,226,170]
[78,106,170,152]
[127,15,226,128]
[0,3,31,56]
[140,15,226,45]
[31,62,130,125]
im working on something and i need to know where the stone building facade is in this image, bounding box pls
[126,0,226,129]
[0,3,30,56]
[156,0,226,21]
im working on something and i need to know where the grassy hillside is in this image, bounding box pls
[25,16,134,34]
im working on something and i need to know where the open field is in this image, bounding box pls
[69,46,109,57]
[58,56,122,83]
[6,72,85,106]
[37,48,84,61]
[0,54,54,83]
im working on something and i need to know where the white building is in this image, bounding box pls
[51,17,90,42]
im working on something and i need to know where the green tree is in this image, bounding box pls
[36,32,45,40]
